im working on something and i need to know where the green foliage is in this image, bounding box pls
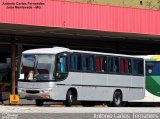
[67,0,160,10]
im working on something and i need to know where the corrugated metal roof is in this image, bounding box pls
[0,0,160,36]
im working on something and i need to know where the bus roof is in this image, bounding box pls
[23,47,70,54]
[22,47,143,58]
[140,55,160,61]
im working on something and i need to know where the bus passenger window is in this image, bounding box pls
[82,55,95,72]
[60,57,67,73]
[70,54,81,71]
[138,60,144,75]
[70,55,76,70]
[128,59,132,73]
[132,59,138,75]
[95,56,107,72]
[120,58,132,74]
[125,59,129,73]
[120,59,125,73]
[89,56,95,71]
[56,56,68,79]
[108,57,119,73]
[103,57,107,72]
[82,55,87,71]
[132,59,143,75]
[95,56,102,72]
[70,55,79,71]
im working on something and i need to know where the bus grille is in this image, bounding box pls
[26,90,39,94]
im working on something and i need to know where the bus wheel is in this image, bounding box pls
[65,90,77,107]
[81,101,95,107]
[35,99,44,106]
[112,91,122,107]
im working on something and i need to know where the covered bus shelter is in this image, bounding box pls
[0,0,160,95]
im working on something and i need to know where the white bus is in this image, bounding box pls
[18,47,145,107]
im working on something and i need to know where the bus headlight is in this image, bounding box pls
[18,89,22,93]
[47,88,53,93]
[18,88,25,93]
[43,88,53,93]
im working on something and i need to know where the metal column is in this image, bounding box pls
[11,43,16,94]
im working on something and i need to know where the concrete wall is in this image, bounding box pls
[66,0,160,10]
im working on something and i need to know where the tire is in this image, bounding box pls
[35,99,44,106]
[112,91,123,107]
[65,90,77,107]
[81,101,96,107]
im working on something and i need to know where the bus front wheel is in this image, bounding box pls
[35,99,44,106]
[65,90,77,107]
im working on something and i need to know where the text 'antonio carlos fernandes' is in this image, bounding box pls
[2,2,45,5]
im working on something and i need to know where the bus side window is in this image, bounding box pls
[82,54,95,72]
[114,57,119,73]
[108,57,112,72]
[70,54,81,71]
[60,57,67,73]
[132,59,138,75]
[108,57,119,73]
[132,59,143,75]
[89,56,95,72]
[137,60,144,75]
[102,57,107,72]
[82,55,87,71]
[128,59,132,74]
[120,58,132,74]
[56,55,68,79]
[95,56,102,72]
[120,58,125,73]
[95,56,107,72]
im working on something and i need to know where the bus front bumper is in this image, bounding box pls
[18,88,53,100]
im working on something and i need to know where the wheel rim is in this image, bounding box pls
[115,95,120,105]
[114,93,121,106]
[69,94,73,103]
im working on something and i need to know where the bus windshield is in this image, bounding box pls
[146,61,160,76]
[20,54,55,81]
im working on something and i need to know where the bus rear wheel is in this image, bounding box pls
[112,91,123,107]
[35,99,44,106]
[65,90,77,107]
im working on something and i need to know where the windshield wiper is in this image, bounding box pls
[34,57,46,80]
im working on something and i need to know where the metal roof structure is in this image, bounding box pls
[0,0,160,39]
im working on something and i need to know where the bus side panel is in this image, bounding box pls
[122,88,145,101]
[61,72,82,85]
[81,73,107,86]
[132,90,155,102]
[131,76,145,88]
[51,85,73,100]
[107,75,132,87]
[78,87,113,101]
[54,72,82,100]
[80,73,109,100]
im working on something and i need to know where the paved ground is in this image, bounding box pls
[1,99,160,119]
[1,105,160,119]
[1,102,160,119]
[1,106,160,113]
[3,99,53,105]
